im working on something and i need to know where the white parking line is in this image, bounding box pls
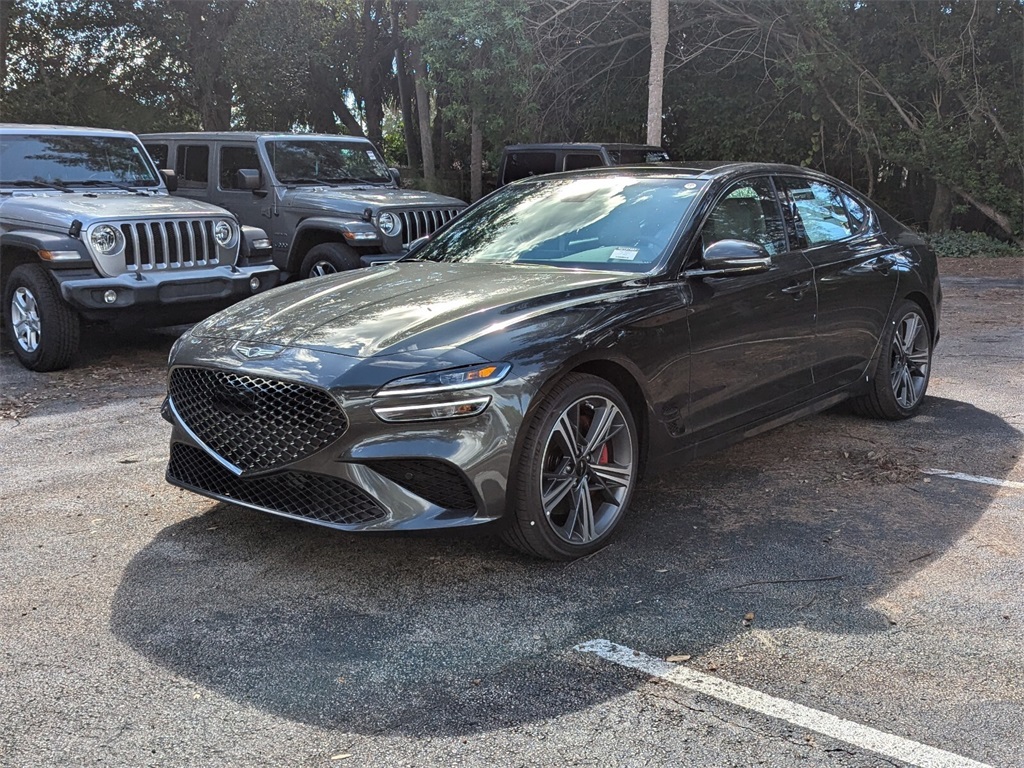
[922,468,1024,490]
[575,639,993,768]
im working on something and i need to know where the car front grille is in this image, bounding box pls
[119,219,222,270]
[168,366,349,473]
[394,208,461,246]
[168,443,386,526]
[363,459,477,511]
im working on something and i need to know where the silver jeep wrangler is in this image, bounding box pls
[141,132,466,280]
[0,125,280,371]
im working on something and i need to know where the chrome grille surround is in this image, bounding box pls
[394,208,460,246]
[117,218,225,271]
[168,366,349,474]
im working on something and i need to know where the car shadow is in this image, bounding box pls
[109,395,1020,736]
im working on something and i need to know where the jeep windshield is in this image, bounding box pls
[410,175,705,274]
[0,135,160,188]
[264,139,391,185]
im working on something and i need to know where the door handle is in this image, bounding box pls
[781,280,811,296]
[870,254,897,273]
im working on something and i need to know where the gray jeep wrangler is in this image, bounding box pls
[0,124,279,371]
[141,132,466,280]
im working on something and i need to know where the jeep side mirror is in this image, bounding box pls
[159,169,178,193]
[389,167,401,187]
[236,168,262,191]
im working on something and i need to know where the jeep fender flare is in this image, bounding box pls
[286,216,381,274]
[1,230,91,263]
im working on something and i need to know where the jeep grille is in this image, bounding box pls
[119,219,222,271]
[168,366,349,473]
[395,208,460,246]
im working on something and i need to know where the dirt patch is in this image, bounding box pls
[938,256,1023,279]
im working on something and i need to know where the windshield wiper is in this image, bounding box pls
[319,176,385,185]
[279,177,335,186]
[72,179,150,191]
[2,179,73,192]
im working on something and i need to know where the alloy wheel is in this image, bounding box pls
[539,395,635,545]
[11,286,42,353]
[889,311,930,409]
[309,261,338,277]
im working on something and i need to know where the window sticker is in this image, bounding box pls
[609,247,639,261]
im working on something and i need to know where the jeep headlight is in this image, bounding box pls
[213,219,237,247]
[377,211,402,237]
[89,224,124,255]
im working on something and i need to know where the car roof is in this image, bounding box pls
[139,131,376,143]
[0,123,140,139]
[503,142,665,152]
[528,161,816,181]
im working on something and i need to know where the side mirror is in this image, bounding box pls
[389,167,402,187]
[688,239,772,278]
[236,168,262,190]
[159,169,178,193]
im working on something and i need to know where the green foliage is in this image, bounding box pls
[926,230,1024,259]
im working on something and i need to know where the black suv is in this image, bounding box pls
[0,124,278,371]
[142,132,466,280]
[498,142,670,186]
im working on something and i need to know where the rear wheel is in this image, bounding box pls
[502,373,639,560]
[852,300,932,420]
[300,242,362,278]
[4,264,80,371]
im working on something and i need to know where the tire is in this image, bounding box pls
[502,373,639,560]
[3,264,80,372]
[300,242,362,278]
[851,299,932,420]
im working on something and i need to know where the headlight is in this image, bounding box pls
[213,220,236,246]
[375,362,512,397]
[89,224,123,255]
[377,211,402,237]
[372,396,491,423]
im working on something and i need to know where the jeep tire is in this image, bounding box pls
[300,242,362,278]
[4,264,80,372]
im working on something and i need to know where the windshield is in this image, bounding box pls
[413,175,704,273]
[264,139,391,185]
[0,135,160,188]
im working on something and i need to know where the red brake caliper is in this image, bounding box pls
[598,444,610,464]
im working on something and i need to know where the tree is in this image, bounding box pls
[646,0,668,146]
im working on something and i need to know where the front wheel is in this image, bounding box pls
[852,300,932,420]
[300,242,362,278]
[3,264,80,372]
[502,373,639,560]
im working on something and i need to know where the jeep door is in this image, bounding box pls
[208,143,272,234]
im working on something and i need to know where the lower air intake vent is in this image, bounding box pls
[363,459,477,511]
[169,443,386,526]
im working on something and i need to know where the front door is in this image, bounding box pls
[208,143,274,233]
[684,176,817,438]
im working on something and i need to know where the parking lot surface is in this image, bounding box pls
[2,259,1022,767]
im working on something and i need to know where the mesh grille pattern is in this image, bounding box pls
[364,459,477,511]
[395,208,460,245]
[169,366,348,472]
[120,219,221,270]
[169,443,386,525]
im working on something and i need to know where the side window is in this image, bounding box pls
[700,177,787,256]
[175,144,210,189]
[780,177,854,247]
[502,152,557,184]
[841,191,870,234]
[219,145,261,190]
[145,143,169,169]
[563,153,604,171]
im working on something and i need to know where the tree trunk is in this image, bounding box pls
[646,0,669,146]
[470,106,482,202]
[928,181,952,233]
[392,3,420,170]
[361,0,384,148]
[407,2,436,191]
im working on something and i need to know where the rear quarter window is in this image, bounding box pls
[502,152,557,184]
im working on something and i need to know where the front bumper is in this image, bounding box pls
[162,350,532,532]
[52,265,281,323]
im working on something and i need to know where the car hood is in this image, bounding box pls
[282,187,465,216]
[0,192,234,231]
[190,262,631,358]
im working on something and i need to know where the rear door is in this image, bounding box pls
[684,176,818,437]
[172,142,212,202]
[775,176,900,392]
